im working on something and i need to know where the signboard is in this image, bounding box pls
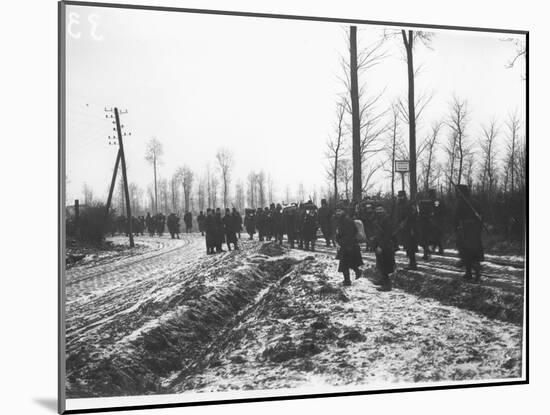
[395,160,409,173]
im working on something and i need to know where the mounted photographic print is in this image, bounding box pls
[59,1,528,413]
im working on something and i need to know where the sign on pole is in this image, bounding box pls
[395,160,410,173]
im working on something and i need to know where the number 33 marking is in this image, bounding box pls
[68,12,103,41]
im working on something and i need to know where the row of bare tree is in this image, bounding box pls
[326,25,526,203]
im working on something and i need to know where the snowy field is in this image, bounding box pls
[64,234,524,399]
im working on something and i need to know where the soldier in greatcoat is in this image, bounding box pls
[223,208,239,251]
[318,199,334,247]
[454,185,484,282]
[335,207,364,286]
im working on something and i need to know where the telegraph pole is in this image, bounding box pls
[114,107,134,247]
[104,107,134,247]
[104,149,121,220]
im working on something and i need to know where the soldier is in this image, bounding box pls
[183,211,193,233]
[301,203,318,251]
[264,206,273,241]
[138,216,145,236]
[145,212,155,237]
[166,213,179,239]
[175,214,181,238]
[256,207,265,241]
[296,203,305,249]
[232,207,243,239]
[271,204,284,245]
[429,189,446,255]
[156,213,166,236]
[335,206,363,286]
[204,208,215,254]
[395,191,408,250]
[244,209,256,240]
[283,204,298,248]
[329,211,338,247]
[223,208,239,251]
[372,206,395,291]
[214,208,225,253]
[418,197,434,260]
[403,202,419,270]
[318,199,334,247]
[454,185,484,283]
[197,211,206,236]
[116,215,126,235]
[131,216,140,237]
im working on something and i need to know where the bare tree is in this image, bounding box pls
[211,175,219,208]
[247,171,256,208]
[422,121,443,192]
[326,99,347,201]
[383,103,407,197]
[502,37,527,80]
[235,181,245,211]
[128,182,141,216]
[267,174,274,205]
[479,119,499,195]
[197,175,206,211]
[284,185,291,204]
[339,158,353,200]
[82,183,94,205]
[176,166,194,212]
[399,30,434,198]
[215,147,234,209]
[144,138,163,214]
[340,26,387,202]
[158,178,169,214]
[504,112,522,193]
[446,96,470,186]
[256,171,266,207]
[206,165,212,208]
[297,182,306,202]
[169,175,179,213]
[362,162,383,194]
[463,152,476,189]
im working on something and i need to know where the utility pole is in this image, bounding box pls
[104,149,121,220]
[104,107,134,247]
[350,25,362,203]
[114,107,134,247]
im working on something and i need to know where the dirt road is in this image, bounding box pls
[64,235,525,398]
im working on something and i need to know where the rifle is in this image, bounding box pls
[447,177,490,235]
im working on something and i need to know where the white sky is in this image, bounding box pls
[65,4,526,204]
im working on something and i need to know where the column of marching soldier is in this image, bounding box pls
[110,185,484,293]
[192,184,484,292]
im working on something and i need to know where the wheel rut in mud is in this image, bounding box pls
[66,243,300,398]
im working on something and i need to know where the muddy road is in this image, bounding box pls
[64,235,525,399]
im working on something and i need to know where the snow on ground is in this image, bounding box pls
[65,237,524,399]
[171,249,522,393]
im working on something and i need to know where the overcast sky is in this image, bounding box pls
[65,4,526,204]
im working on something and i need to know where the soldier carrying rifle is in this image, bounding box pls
[453,183,485,283]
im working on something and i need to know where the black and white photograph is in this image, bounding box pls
[59,1,527,412]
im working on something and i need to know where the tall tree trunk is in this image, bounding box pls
[402,30,417,198]
[511,135,516,193]
[153,157,158,214]
[350,26,362,203]
[391,115,397,198]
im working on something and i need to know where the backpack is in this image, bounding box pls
[354,219,366,243]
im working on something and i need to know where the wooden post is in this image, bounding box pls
[104,149,122,220]
[114,107,134,247]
